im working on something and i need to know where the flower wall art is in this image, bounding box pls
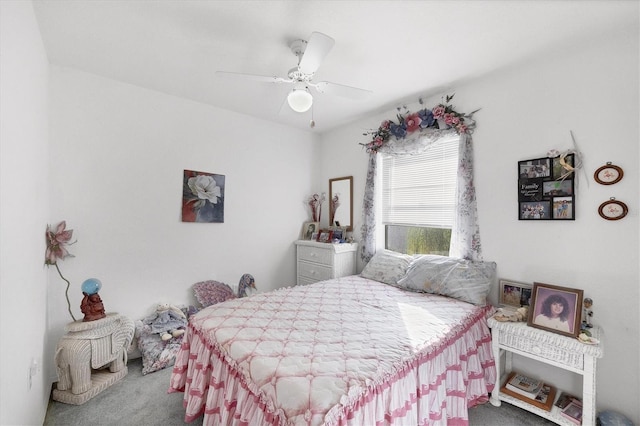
[182,169,225,223]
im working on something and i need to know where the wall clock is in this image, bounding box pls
[594,162,623,185]
[598,198,628,220]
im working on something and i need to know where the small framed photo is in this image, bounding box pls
[519,201,551,220]
[499,279,533,308]
[316,229,333,243]
[519,157,551,179]
[552,197,574,219]
[528,282,583,338]
[301,222,319,240]
[552,153,575,180]
[543,180,573,197]
[329,226,345,242]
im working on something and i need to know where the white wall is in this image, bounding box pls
[45,67,319,378]
[0,1,51,424]
[320,24,639,423]
[2,2,637,424]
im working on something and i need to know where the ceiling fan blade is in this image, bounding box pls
[298,32,335,75]
[215,71,292,84]
[313,81,372,100]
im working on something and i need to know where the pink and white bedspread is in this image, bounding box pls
[168,275,496,425]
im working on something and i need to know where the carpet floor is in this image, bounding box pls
[44,358,554,425]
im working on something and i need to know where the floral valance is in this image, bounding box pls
[361,94,479,154]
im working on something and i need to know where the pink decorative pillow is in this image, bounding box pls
[193,280,237,308]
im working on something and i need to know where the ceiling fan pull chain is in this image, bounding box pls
[310,104,316,128]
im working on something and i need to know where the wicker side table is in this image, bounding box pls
[53,313,134,405]
[488,318,603,426]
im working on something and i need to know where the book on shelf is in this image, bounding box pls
[554,391,581,409]
[560,399,583,425]
[500,372,557,412]
[504,372,544,398]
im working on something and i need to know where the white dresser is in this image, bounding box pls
[295,240,358,285]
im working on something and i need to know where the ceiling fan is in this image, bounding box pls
[216,32,372,114]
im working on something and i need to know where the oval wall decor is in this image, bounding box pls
[594,162,623,185]
[598,198,628,220]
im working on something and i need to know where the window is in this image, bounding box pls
[380,135,459,255]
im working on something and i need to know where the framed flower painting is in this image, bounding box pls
[182,170,225,223]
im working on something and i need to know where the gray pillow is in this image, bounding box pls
[397,255,496,305]
[360,250,413,286]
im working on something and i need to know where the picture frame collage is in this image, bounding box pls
[518,154,575,220]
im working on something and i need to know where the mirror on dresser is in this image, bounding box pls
[329,176,353,231]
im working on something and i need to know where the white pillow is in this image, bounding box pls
[397,254,496,305]
[360,250,413,286]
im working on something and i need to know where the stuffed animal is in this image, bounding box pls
[143,303,188,341]
[493,306,529,322]
[238,273,257,298]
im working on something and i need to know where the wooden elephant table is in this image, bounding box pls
[53,313,134,405]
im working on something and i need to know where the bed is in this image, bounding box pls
[168,253,497,425]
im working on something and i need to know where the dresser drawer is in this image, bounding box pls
[498,331,584,369]
[297,245,333,266]
[297,276,318,286]
[297,261,333,281]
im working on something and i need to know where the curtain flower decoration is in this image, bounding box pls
[361,94,479,153]
[45,221,77,321]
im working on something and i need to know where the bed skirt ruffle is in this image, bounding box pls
[168,307,495,426]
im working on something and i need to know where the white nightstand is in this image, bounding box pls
[53,313,134,405]
[488,318,603,425]
[294,240,357,285]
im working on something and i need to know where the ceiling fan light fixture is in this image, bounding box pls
[287,87,313,113]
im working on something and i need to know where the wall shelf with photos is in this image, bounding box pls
[518,154,575,220]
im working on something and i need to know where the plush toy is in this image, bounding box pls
[493,306,529,322]
[143,303,188,341]
[238,273,257,298]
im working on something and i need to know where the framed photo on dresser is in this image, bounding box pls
[499,279,532,308]
[301,222,320,240]
[528,282,583,338]
[329,226,345,242]
[316,229,333,243]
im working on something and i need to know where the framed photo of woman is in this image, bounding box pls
[301,222,319,240]
[527,282,583,338]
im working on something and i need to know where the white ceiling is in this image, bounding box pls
[32,1,638,133]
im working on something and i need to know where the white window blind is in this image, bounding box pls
[380,135,459,229]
